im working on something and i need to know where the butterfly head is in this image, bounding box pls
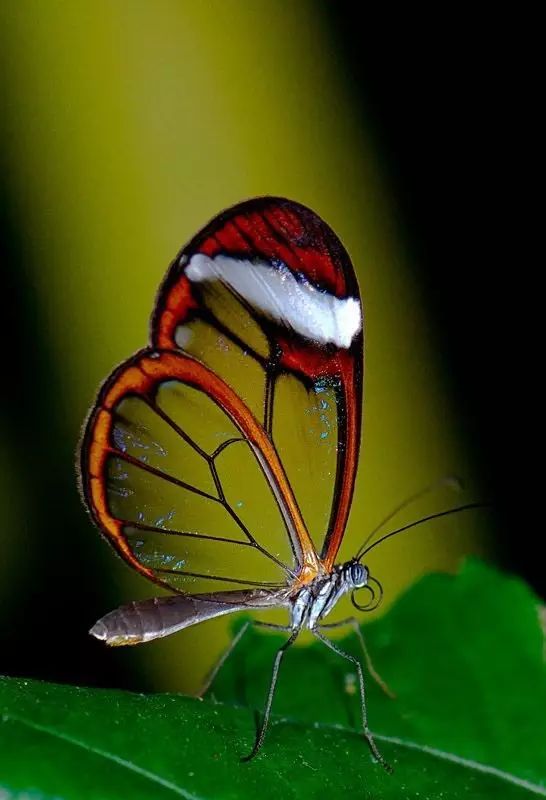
[346,558,383,613]
[344,559,369,589]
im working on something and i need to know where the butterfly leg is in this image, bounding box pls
[241,627,300,762]
[312,628,392,773]
[199,619,292,698]
[319,617,396,699]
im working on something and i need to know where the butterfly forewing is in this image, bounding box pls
[272,372,339,549]
[152,197,363,568]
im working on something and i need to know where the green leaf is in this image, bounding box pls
[1,559,545,799]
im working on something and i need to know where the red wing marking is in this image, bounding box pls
[151,197,363,568]
[153,197,359,349]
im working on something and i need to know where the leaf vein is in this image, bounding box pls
[2,712,202,800]
[374,734,546,796]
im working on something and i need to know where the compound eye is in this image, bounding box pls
[350,563,368,587]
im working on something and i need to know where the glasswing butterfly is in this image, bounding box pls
[79,197,478,767]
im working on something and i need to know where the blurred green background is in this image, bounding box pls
[1,3,522,696]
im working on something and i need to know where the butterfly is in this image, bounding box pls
[79,197,478,767]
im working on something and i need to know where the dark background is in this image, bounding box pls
[327,11,536,595]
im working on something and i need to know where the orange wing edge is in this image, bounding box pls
[78,348,323,592]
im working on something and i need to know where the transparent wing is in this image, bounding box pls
[152,197,363,568]
[80,349,317,594]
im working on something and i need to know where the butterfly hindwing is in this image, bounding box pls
[80,348,319,594]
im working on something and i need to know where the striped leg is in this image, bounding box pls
[312,628,392,773]
[319,617,396,699]
[199,619,292,698]
[241,627,300,762]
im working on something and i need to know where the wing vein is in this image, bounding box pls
[107,450,219,502]
[119,520,252,547]
[153,567,285,588]
[143,397,210,460]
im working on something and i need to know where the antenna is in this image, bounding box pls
[355,476,462,559]
[358,502,487,559]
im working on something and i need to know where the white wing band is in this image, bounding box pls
[185,253,362,349]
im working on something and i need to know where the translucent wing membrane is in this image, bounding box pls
[81,197,363,597]
[80,349,317,594]
[272,373,339,550]
[152,197,363,569]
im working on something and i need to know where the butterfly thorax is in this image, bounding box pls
[290,560,368,630]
